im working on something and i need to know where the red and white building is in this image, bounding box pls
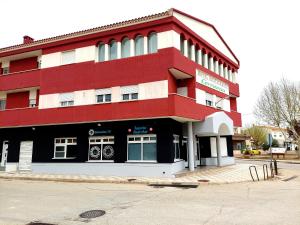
[0,9,241,177]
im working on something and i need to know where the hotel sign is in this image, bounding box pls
[196,70,229,95]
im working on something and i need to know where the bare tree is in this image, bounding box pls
[243,125,268,148]
[254,78,300,158]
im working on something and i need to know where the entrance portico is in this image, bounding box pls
[185,112,234,170]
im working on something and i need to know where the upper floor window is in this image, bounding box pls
[205,93,213,107]
[188,40,193,59]
[121,37,130,58]
[134,35,144,56]
[61,50,75,65]
[2,67,9,75]
[109,40,117,60]
[95,88,112,103]
[148,32,157,54]
[195,46,199,64]
[59,92,74,107]
[98,43,105,62]
[0,99,6,110]
[121,85,139,101]
[180,35,185,54]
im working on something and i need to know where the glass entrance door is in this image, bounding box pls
[88,136,114,161]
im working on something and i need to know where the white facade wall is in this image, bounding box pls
[196,89,206,105]
[76,46,96,63]
[39,80,168,109]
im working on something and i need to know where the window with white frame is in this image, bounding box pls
[147,32,157,54]
[29,99,37,108]
[205,93,214,107]
[121,37,131,58]
[61,50,75,65]
[89,136,115,161]
[109,39,117,60]
[0,99,6,110]
[173,134,180,161]
[127,135,157,161]
[134,35,144,56]
[2,67,9,75]
[59,92,74,107]
[121,85,138,101]
[54,137,77,159]
[98,42,105,62]
[95,88,112,103]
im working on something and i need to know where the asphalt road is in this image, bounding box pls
[1,169,300,225]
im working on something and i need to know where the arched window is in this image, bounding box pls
[148,32,157,53]
[121,37,130,58]
[135,35,144,56]
[109,39,117,60]
[201,50,206,66]
[187,40,193,59]
[180,35,185,54]
[195,45,200,64]
[98,42,105,62]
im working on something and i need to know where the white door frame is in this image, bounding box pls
[1,141,9,168]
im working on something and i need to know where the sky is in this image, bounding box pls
[1,0,299,127]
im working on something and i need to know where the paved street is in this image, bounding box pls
[1,166,300,225]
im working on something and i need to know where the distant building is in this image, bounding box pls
[258,126,297,150]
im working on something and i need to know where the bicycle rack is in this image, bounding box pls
[249,166,259,181]
[269,159,278,177]
[262,164,269,180]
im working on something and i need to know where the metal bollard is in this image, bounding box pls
[273,159,278,175]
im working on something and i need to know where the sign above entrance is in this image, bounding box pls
[196,70,229,95]
[89,129,112,136]
[128,126,153,134]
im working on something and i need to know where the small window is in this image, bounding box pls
[109,40,117,60]
[2,67,9,75]
[61,50,75,65]
[98,43,105,62]
[148,32,157,54]
[29,99,36,108]
[121,85,139,101]
[59,93,74,107]
[205,93,214,107]
[187,40,193,59]
[134,35,144,56]
[121,37,130,58]
[96,94,111,103]
[0,99,6,110]
[54,137,77,159]
[95,88,112,103]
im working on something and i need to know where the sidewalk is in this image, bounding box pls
[0,164,279,185]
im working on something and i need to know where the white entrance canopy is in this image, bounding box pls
[193,112,234,136]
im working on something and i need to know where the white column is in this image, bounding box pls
[144,36,148,55]
[193,134,197,168]
[183,40,188,57]
[219,63,224,77]
[216,135,222,167]
[188,122,195,171]
[198,49,202,65]
[203,54,208,68]
[191,45,196,61]
[117,42,121,59]
[130,39,134,57]
[104,44,109,61]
